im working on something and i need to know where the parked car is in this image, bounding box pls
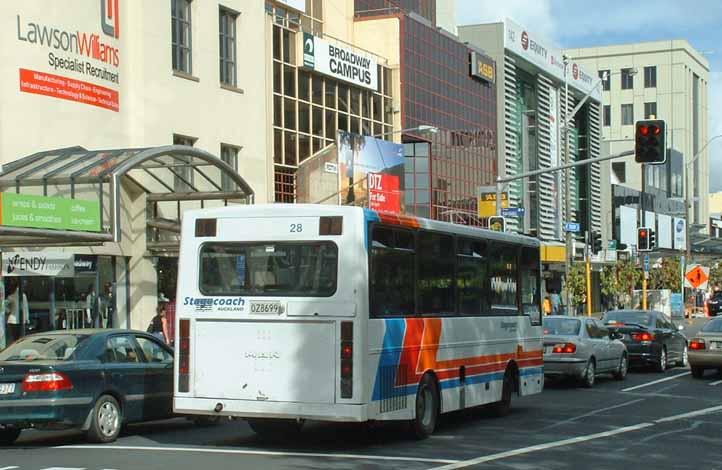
[602,310,688,372]
[688,317,722,378]
[0,329,176,445]
[706,291,722,317]
[543,316,628,387]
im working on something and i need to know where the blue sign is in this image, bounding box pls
[502,207,525,217]
[670,293,684,318]
[564,222,581,233]
[644,255,650,272]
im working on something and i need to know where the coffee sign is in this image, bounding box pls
[0,193,101,232]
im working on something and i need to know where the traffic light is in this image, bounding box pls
[649,229,656,250]
[635,120,667,164]
[488,216,505,232]
[591,231,602,255]
[638,227,652,252]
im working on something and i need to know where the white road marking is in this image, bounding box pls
[709,380,722,386]
[428,423,655,470]
[654,404,722,423]
[429,402,722,470]
[0,466,20,470]
[40,468,85,470]
[539,398,646,430]
[621,372,691,392]
[54,445,459,465]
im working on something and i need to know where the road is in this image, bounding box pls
[3,319,720,470]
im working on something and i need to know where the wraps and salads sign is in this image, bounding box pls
[302,32,378,91]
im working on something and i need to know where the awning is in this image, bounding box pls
[0,145,254,252]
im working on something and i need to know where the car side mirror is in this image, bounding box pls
[610,331,623,340]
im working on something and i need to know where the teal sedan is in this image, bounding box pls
[0,329,175,445]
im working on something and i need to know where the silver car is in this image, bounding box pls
[543,316,629,387]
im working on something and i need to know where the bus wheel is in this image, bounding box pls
[490,367,514,417]
[411,374,439,440]
[247,418,304,438]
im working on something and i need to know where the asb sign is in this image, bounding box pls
[470,50,495,84]
[0,193,101,232]
[303,33,378,91]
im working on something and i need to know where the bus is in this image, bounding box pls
[173,204,543,438]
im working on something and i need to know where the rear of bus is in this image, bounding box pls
[173,204,369,422]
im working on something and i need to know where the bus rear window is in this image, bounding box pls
[199,242,338,297]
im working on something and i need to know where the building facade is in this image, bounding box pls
[459,21,604,294]
[565,41,710,251]
[0,0,268,336]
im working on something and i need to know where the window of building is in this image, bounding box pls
[644,66,657,88]
[172,134,196,191]
[171,0,193,75]
[599,70,610,91]
[603,105,611,126]
[621,68,634,90]
[219,7,238,87]
[612,162,626,183]
[621,104,634,125]
[644,102,657,119]
[220,144,239,191]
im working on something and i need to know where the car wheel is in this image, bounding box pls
[676,344,688,367]
[691,366,705,379]
[247,418,304,437]
[0,428,21,446]
[581,359,596,388]
[613,354,628,381]
[87,394,122,443]
[410,373,440,439]
[654,347,667,373]
[490,367,515,417]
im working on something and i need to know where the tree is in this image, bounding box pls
[565,263,588,310]
[600,265,618,309]
[649,257,682,292]
[709,262,722,291]
[602,259,642,309]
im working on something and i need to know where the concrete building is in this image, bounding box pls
[565,41,710,252]
[459,20,604,298]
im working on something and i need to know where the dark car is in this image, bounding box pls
[706,291,722,316]
[0,329,174,445]
[602,310,688,372]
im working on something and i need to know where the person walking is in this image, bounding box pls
[147,304,170,344]
[550,290,561,315]
[543,296,553,316]
[6,279,29,344]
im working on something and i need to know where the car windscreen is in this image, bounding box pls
[702,318,722,333]
[199,241,338,297]
[543,318,581,336]
[0,334,89,361]
[603,311,655,328]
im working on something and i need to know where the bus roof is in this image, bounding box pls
[183,204,540,248]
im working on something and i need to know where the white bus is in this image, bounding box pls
[173,204,543,438]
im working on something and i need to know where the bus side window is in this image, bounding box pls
[456,238,490,316]
[370,225,415,317]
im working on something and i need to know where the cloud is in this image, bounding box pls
[456,0,556,41]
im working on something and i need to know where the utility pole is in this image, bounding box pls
[563,55,573,315]
[585,231,592,316]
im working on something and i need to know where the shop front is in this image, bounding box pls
[0,145,254,346]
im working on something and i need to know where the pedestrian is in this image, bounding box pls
[543,296,553,315]
[5,279,29,344]
[550,290,561,315]
[163,294,176,347]
[147,304,170,344]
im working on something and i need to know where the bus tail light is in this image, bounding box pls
[340,321,353,399]
[178,319,190,392]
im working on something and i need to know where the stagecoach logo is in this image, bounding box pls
[501,322,518,332]
[183,296,245,312]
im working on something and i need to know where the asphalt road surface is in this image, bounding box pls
[3,319,719,470]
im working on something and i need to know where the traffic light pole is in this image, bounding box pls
[586,231,592,316]
[640,164,648,311]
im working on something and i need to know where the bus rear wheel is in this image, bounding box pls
[247,418,304,437]
[410,374,439,440]
[490,367,515,417]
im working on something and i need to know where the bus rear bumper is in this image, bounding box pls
[174,397,368,422]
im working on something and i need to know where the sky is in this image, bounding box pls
[456,0,722,192]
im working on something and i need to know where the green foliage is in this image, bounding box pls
[600,260,642,309]
[649,257,682,292]
[566,263,588,306]
[709,262,722,291]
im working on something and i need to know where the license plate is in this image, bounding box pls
[0,383,16,395]
[544,346,553,355]
[711,342,722,350]
[250,301,282,315]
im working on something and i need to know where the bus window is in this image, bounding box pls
[418,231,455,316]
[199,242,338,297]
[488,243,519,315]
[370,226,415,317]
[520,247,541,325]
[456,238,490,316]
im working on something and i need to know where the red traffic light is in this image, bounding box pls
[639,229,647,238]
[639,125,650,136]
[652,125,661,135]
[635,120,666,164]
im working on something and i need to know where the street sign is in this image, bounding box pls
[670,293,684,318]
[644,255,650,273]
[564,222,580,233]
[501,207,525,217]
[608,240,618,250]
[685,265,710,290]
